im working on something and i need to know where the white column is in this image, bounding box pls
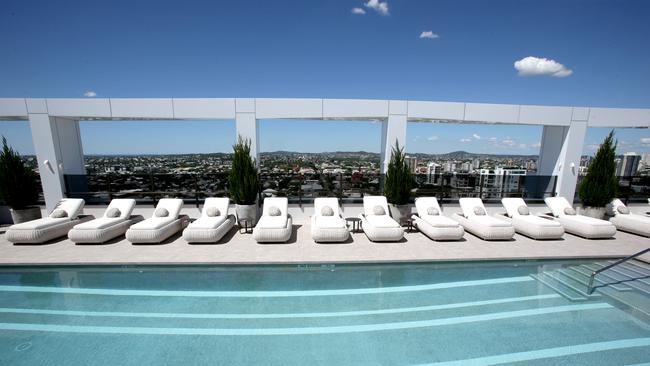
[235,98,259,165]
[28,114,85,210]
[538,122,587,201]
[380,101,408,174]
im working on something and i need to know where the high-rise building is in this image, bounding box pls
[426,162,442,184]
[617,152,641,177]
[405,156,418,173]
[472,158,480,170]
[478,167,526,198]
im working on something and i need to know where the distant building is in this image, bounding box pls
[478,167,526,198]
[617,152,641,177]
[405,156,418,173]
[472,158,480,170]
[426,162,442,184]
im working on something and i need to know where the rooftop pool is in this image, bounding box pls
[0,261,648,365]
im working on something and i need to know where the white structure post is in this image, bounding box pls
[537,122,587,201]
[235,98,259,165]
[380,101,408,173]
[28,114,86,211]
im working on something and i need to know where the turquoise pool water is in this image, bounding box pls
[0,261,648,365]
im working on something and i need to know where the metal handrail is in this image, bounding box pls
[587,247,650,294]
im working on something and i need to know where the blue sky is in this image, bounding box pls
[1,0,649,155]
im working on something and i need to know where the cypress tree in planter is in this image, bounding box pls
[578,130,618,219]
[228,136,260,226]
[383,140,414,222]
[0,136,41,223]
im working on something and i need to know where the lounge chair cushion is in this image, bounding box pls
[564,207,576,216]
[130,217,175,230]
[50,209,68,218]
[472,216,512,228]
[459,198,488,218]
[315,216,345,229]
[518,206,529,215]
[257,216,288,229]
[103,199,136,219]
[373,205,386,215]
[561,214,613,227]
[474,206,487,216]
[321,206,334,216]
[268,206,281,216]
[427,207,439,216]
[314,198,341,218]
[545,197,574,217]
[154,199,183,219]
[617,206,630,214]
[514,215,562,228]
[72,217,124,230]
[420,214,459,228]
[8,217,69,231]
[206,207,220,217]
[49,198,85,219]
[188,216,227,229]
[106,208,121,218]
[366,215,400,228]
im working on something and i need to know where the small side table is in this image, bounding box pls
[239,219,254,234]
[401,218,415,232]
[345,217,363,233]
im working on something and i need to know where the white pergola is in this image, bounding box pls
[1,98,649,210]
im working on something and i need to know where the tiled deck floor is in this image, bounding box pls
[1,203,649,265]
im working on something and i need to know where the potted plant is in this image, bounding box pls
[228,136,260,226]
[578,130,618,219]
[0,136,41,223]
[383,140,414,222]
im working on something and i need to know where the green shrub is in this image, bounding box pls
[578,130,618,207]
[228,136,259,205]
[383,140,414,205]
[0,136,39,209]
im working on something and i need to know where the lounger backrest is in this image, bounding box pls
[154,198,183,219]
[104,199,135,219]
[363,196,389,216]
[501,197,527,217]
[50,198,85,219]
[262,197,288,218]
[314,197,341,217]
[459,198,486,218]
[607,198,626,216]
[415,197,441,217]
[201,197,230,218]
[544,197,572,217]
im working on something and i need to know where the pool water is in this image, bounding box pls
[0,261,648,365]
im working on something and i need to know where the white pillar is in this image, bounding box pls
[235,98,259,166]
[538,122,587,201]
[380,101,408,174]
[28,114,85,210]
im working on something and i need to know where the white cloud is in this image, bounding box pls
[460,138,472,143]
[419,31,439,39]
[640,138,650,144]
[514,56,573,78]
[427,135,438,141]
[530,142,542,148]
[351,7,366,15]
[501,138,516,147]
[365,0,389,15]
[83,90,97,97]
[472,134,481,140]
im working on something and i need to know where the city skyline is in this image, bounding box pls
[1,1,650,155]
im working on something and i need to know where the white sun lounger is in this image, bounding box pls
[544,197,616,239]
[607,198,650,237]
[411,197,464,241]
[182,197,236,243]
[311,197,350,243]
[253,197,293,243]
[358,196,404,242]
[68,199,143,243]
[452,198,515,240]
[126,198,188,243]
[500,198,564,240]
[5,198,93,244]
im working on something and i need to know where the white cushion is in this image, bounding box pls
[73,217,124,230]
[9,217,69,230]
[256,216,288,229]
[188,216,226,229]
[518,206,529,215]
[320,206,334,216]
[513,215,562,227]
[420,215,459,228]
[545,197,573,217]
[474,206,487,216]
[205,207,221,217]
[262,197,288,218]
[415,197,442,217]
[130,217,175,230]
[201,197,230,218]
[105,208,121,218]
[564,207,576,216]
[154,198,183,219]
[560,215,613,227]
[50,198,85,219]
[472,216,513,228]
[617,206,630,215]
[366,215,400,228]
[50,209,68,218]
[268,206,281,216]
[427,207,439,216]
[363,196,389,216]
[501,197,527,217]
[314,197,340,217]
[459,198,486,218]
[373,205,386,215]
[154,208,169,217]
[103,199,136,219]
[315,216,345,229]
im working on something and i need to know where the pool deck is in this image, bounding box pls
[1,203,649,266]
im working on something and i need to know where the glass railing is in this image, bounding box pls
[63,172,559,205]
